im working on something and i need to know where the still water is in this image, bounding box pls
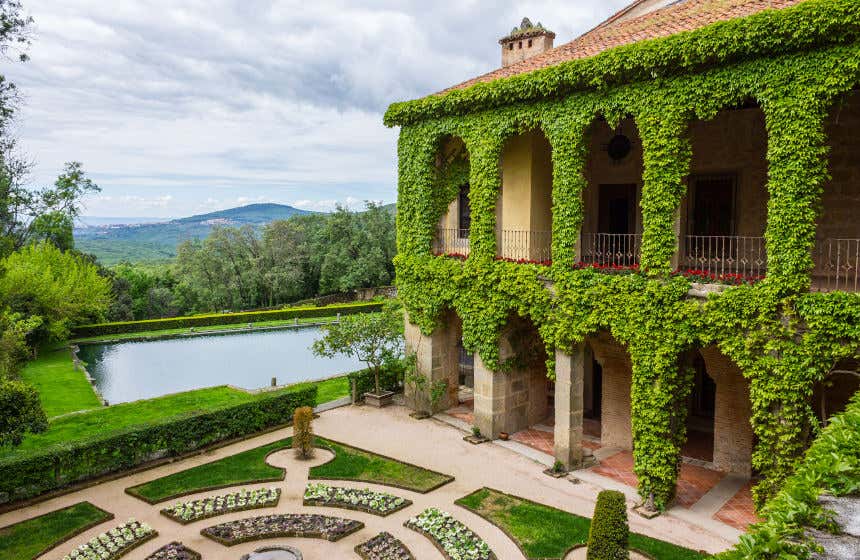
[76,327,363,404]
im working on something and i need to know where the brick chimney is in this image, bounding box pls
[499,18,555,67]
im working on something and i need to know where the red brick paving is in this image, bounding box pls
[447,399,474,424]
[714,482,762,531]
[589,450,725,508]
[510,428,554,455]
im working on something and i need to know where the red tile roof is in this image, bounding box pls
[442,0,806,93]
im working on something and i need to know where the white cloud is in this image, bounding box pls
[7,0,629,217]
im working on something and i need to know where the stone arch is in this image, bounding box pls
[581,115,645,267]
[496,127,554,263]
[697,346,754,476]
[812,358,860,426]
[431,134,472,257]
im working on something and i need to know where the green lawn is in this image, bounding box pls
[127,436,453,503]
[20,349,102,418]
[70,314,346,344]
[456,488,707,560]
[0,502,112,560]
[310,438,453,493]
[126,439,290,503]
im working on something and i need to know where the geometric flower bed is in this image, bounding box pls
[304,483,411,517]
[355,532,415,560]
[201,514,364,545]
[405,508,496,560]
[144,542,201,560]
[61,519,157,560]
[161,488,281,524]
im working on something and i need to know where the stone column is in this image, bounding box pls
[404,316,458,413]
[473,352,505,438]
[554,346,585,468]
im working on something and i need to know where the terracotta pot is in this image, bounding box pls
[499,432,510,441]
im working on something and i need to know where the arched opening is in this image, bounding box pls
[473,313,552,442]
[679,104,768,282]
[432,135,471,257]
[813,90,860,292]
[683,352,716,463]
[582,342,603,444]
[812,358,860,426]
[497,129,553,264]
[582,117,644,267]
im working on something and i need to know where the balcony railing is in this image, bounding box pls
[813,238,860,292]
[498,229,551,263]
[432,227,470,257]
[681,235,767,280]
[580,233,642,267]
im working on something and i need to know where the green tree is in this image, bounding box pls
[0,310,40,377]
[29,210,73,250]
[312,303,403,395]
[0,243,111,344]
[0,377,47,446]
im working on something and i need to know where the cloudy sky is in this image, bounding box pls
[6,0,628,219]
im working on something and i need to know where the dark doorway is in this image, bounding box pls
[458,340,474,388]
[689,175,736,236]
[458,184,471,238]
[599,184,636,234]
[591,361,603,419]
[684,353,716,463]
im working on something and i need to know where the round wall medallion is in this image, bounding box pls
[240,545,303,560]
[607,134,632,161]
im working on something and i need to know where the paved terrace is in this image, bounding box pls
[1,402,743,559]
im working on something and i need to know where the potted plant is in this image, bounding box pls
[312,303,403,408]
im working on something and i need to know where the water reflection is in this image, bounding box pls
[77,327,362,404]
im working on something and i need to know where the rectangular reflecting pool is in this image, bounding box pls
[76,326,364,404]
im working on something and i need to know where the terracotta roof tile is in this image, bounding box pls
[441,0,806,93]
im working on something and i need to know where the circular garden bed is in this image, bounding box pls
[162,488,281,524]
[303,483,411,516]
[201,514,364,545]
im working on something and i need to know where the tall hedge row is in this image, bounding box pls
[0,385,316,505]
[71,302,384,338]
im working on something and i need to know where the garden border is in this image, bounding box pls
[303,492,413,517]
[354,532,417,560]
[145,542,202,560]
[455,487,668,560]
[404,517,498,560]
[200,516,365,546]
[160,488,282,525]
[0,501,115,560]
[309,436,455,494]
[125,441,293,505]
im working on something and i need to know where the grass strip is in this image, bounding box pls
[20,349,102,418]
[128,436,453,503]
[0,502,113,560]
[456,488,707,560]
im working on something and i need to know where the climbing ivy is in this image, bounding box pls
[389,0,860,511]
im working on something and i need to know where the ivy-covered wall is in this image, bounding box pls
[388,0,860,510]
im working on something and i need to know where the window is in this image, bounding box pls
[528,39,533,48]
[518,41,522,49]
[458,184,471,239]
[688,174,737,236]
[508,43,513,50]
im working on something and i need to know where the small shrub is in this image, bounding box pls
[553,460,566,473]
[587,490,629,560]
[471,425,482,438]
[293,406,314,459]
[0,379,47,446]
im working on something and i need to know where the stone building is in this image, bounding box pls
[389,0,860,508]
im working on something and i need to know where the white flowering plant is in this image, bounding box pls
[62,519,155,560]
[304,483,409,515]
[406,508,495,560]
[162,487,280,523]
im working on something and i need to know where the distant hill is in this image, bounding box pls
[75,203,313,265]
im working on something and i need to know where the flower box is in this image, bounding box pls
[303,483,411,517]
[161,487,281,524]
[364,390,395,408]
[62,519,157,560]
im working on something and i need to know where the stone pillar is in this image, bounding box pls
[404,316,458,413]
[473,352,505,438]
[554,346,585,468]
[590,335,633,450]
[700,347,753,476]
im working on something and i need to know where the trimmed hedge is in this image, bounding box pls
[0,385,316,505]
[0,379,47,447]
[71,301,384,338]
[347,362,403,399]
[587,490,629,560]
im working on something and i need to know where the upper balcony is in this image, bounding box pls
[429,100,860,292]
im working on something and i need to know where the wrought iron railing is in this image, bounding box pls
[681,235,767,280]
[813,238,860,292]
[498,229,552,263]
[432,227,470,257]
[580,233,642,267]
